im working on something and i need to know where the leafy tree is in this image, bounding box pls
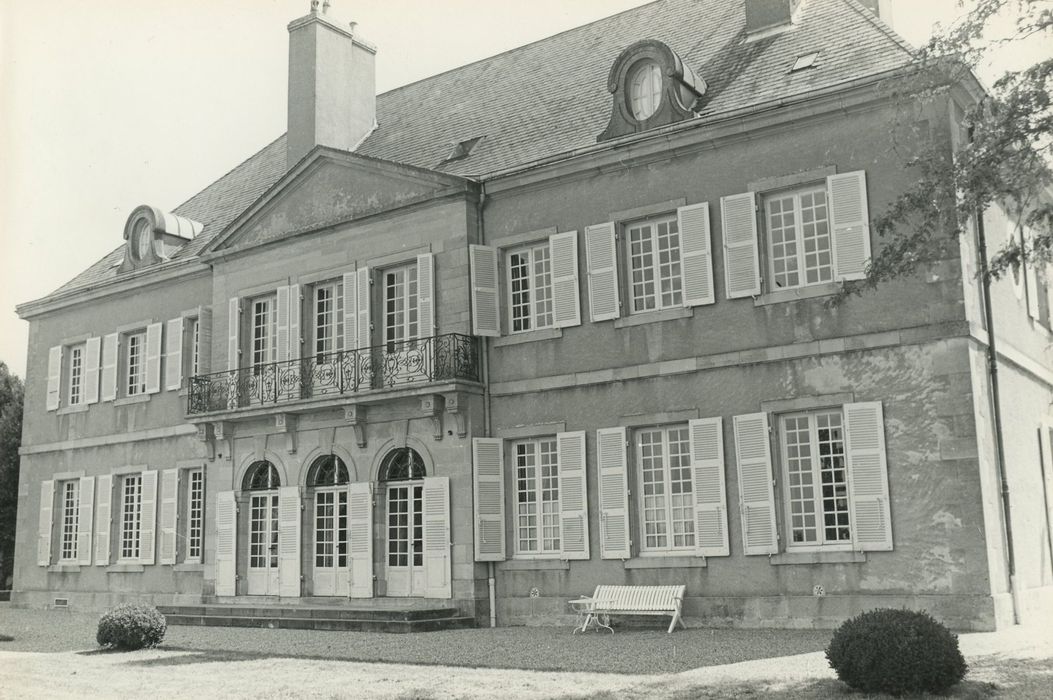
[0,362,24,590]
[844,0,1052,296]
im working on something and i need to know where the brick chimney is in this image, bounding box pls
[744,0,802,34]
[286,2,377,169]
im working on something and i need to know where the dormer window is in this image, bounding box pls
[629,61,662,120]
[134,219,154,262]
[118,205,202,274]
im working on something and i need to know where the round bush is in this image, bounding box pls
[96,604,167,650]
[826,608,967,696]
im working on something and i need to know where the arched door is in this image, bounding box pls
[243,461,281,595]
[381,448,426,597]
[309,455,350,597]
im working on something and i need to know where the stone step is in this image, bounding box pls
[161,612,475,633]
[158,604,461,622]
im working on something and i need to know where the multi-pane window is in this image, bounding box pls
[68,344,85,406]
[186,469,204,562]
[507,243,554,333]
[314,281,345,359]
[636,426,694,552]
[314,490,348,568]
[766,186,832,289]
[119,474,142,561]
[779,410,851,547]
[514,438,560,555]
[59,480,79,561]
[628,216,682,312]
[251,297,278,370]
[126,332,146,396]
[384,264,419,351]
[629,61,662,121]
[188,317,200,378]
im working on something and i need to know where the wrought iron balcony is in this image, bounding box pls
[186,333,480,415]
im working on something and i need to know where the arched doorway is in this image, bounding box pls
[243,461,281,595]
[308,454,350,596]
[380,448,427,597]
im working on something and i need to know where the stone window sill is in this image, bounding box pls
[624,555,706,569]
[107,563,145,573]
[754,282,841,306]
[173,562,204,572]
[114,394,151,407]
[493,328,563,347]
[47,564,81,573]
[614,306,692,329]
[57,404,89,416]
[498,559,570,571]
[769,551,866,566]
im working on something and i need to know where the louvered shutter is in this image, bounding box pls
[558,431,589,560]
[164,318,183,391]
[597,427,631,559]
[733,413,778,555]
[46,346,62,411]
[196,307,213,375]
[472,438,505,561]
[679,202,716,307]
[356,267,371,350]
[689,418,729,557]
[1026,259,1040,319]
[227,298,240,371]
[585,222,620,322]
[214,491,237,596]
[37,480,54,565]
[276,285,290,363]
[843,402,893,551]
[422,476,452,599]
[278,486,301,597]
[94,475,112,565]
[138,470,158,564]
[721,192,761,298]
[145,322,163,394]
[417,254,435,337]
[828,171,871,281]
[83,336,101,404]
[101,333,119,402]
[288,284,301,360]
[469,245,500,336]
[348,481,374,598]
[159,469,179,565]
[550,231,582,327]
[77,476,95,565]
[343,270,358,350]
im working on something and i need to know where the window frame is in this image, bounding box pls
[505,241,555,334]
[67,342,86,406]
[58,480,80,562]
[623,213,683,315]
[312,279,345,361]
[184,468,204,563]
[118,473,143,562]
[512,437,561,558]
[382,262,420,350]
[186,316,201,380]
[761,183,834,292]
[249,294,278,372]
[633,424,696,555]
[124,331,147,397]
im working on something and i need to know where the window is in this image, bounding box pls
[119,474,142,561]
[629,60,662,120]
[635,425,695,552]
[513,438,560,555]
[125,332,146,396]
[251,296,278,371]
[185,468,204,562]
[384,263,419,350]
[59,480,79,561]
[507,242,554,333]
[313,280,345,360]
[778,409,851,548]
[187,317,201,378]
[627,215,682,312]
[68,343,85,406]
[765,186,832,289]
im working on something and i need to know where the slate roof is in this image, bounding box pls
[49,0,912,299]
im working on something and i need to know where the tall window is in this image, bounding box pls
[628,215,682,313]
[384,264,419,350]
[119,474,142,560]
[514,438,560,555]
[636,425,694,552]
[314,281,345,360]
[629,60,662,120]
[186,469,204,562]
[68,343,85,406]
[766,186,832,289]
[59,480,79,561]
[507,243,554,333]
[188,317,200,378]
[251,297,277,370]
[126,332,146,396]
[779,410,850,547]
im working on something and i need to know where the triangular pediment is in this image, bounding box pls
[204,147,469,254]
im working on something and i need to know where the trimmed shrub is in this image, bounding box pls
[96,604,166,650]
[826,608,967,696]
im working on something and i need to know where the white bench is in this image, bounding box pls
[572,584,687,634]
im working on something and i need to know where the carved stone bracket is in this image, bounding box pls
[275,413,297,454]
[212,421,232,461]
[195,423,215,461]
[442,392,467,438]
[344,405,367,448]
[421,395,445,441]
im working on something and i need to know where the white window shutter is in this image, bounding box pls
[145,322,163,394]
[46,346,62,411]
[1025,257,1040,320]
[828,171,872,281]
[678,202,716,307]
[227,298,241,371]
[417,253,435,337]
[343,270,358,350]
[843,402,893,551]
[165,318,183,391]
[689,417,729,557]
[469,245,501,337]
[94,475,112,565]
[77,476,95,565]
[557,431,590,560]
[585,222,620,322]
[138,470,158,564]
[101,333,119,402]
[733,413,778,555]
[159,469,179,565]
[197,307,213,375]
[422,476,452,599]
[348,481,374,598]
[288,284,301,360]
[83,336,102,405]
[472,438,505,561]
[37,480,54,566]
[597,427,631,559]
[356,267,371,350]
[549,231,582,328]
[276,285,290,363]
[721,192,761,298]
[278,486,301,597]
[214,491,237,596]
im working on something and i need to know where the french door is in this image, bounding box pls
[386,482,425,597]
[313,488,349,597]
[383,265,430,385]
[247,492,280,595]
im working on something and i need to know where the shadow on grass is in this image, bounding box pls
[125,649,272,667]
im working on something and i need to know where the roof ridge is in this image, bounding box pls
[172,132,287,216]
[840,0,916,58]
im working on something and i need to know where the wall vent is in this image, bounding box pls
[53,598,69,608]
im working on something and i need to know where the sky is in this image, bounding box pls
[0,0,1043,379]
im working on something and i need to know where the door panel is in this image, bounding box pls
[313,489,349,597]
[386,483,424,597]
[247,492,280,595]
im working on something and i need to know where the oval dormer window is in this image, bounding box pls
[133,219,152,261]
[629,60,662,120]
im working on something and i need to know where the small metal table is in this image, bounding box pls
[569,596,614,634]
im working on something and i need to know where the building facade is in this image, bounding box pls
[13,0,1053,630]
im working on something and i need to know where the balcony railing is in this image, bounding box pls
[187,333,480,415]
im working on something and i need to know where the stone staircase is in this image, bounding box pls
[157,603,475,633]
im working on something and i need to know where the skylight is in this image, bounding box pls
[791,51,820,72]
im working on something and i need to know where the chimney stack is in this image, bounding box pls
[286,2,377,169]
[744,0,802,34]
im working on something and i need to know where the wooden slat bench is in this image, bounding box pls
[572,584,686,634]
